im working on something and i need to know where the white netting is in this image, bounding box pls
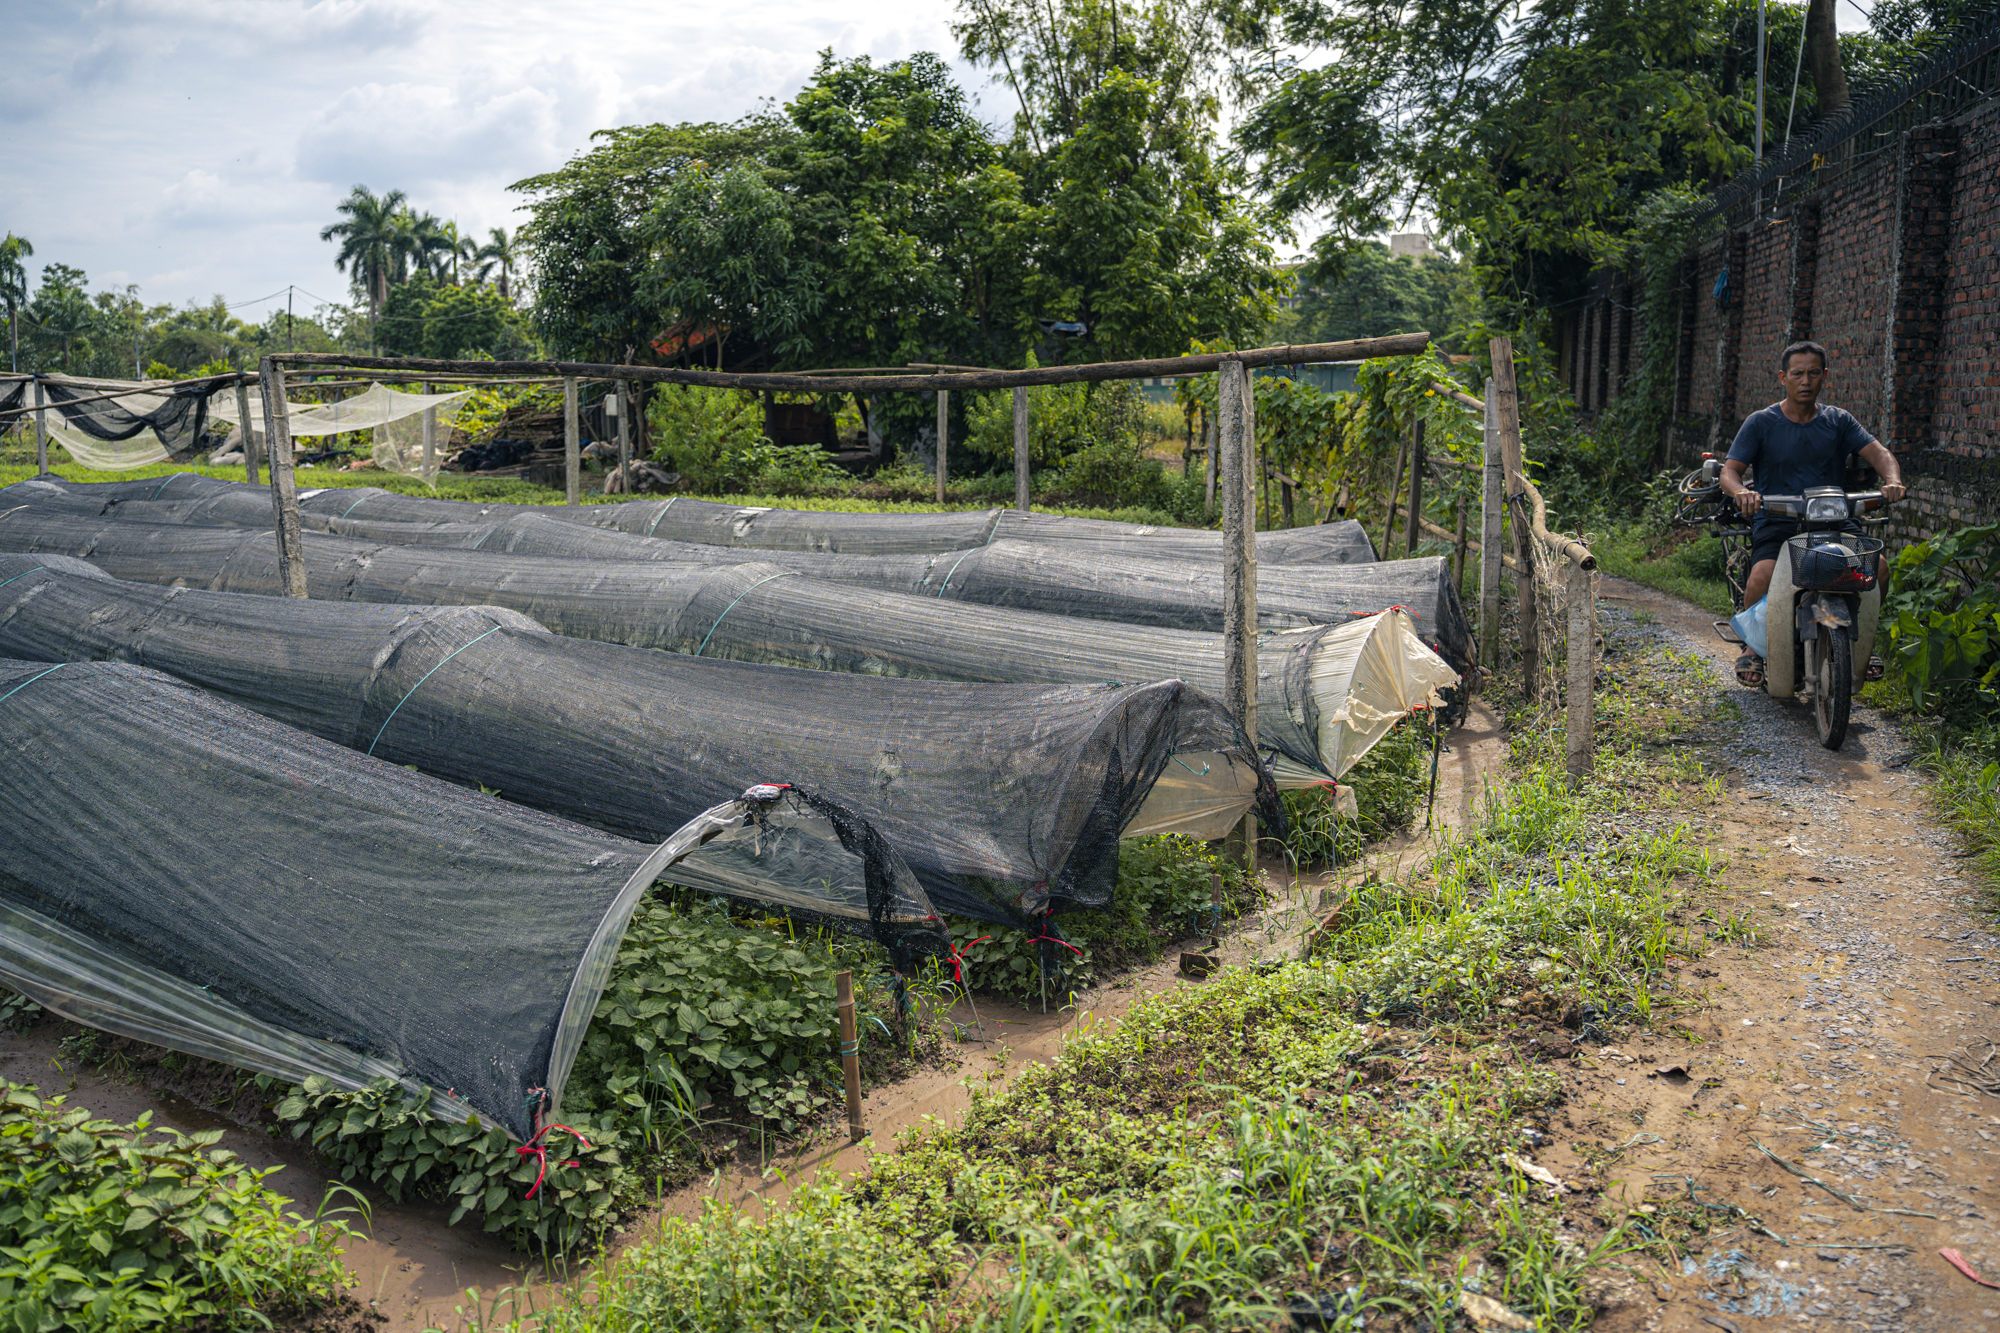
[210,384,471,486]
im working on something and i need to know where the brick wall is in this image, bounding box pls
[1658,93,2000,541]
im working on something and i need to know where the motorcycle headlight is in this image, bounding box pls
[1805,495,1849,521]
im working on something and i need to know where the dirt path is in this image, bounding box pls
[1571,578,2000,1332]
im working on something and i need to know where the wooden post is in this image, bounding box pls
[563,376,580,506]
[1379,438,1406,559]
[1202,406,1217,520]
[1566,561,1595,784]
[256,356,308,599]
[1452,482,1469,587]
[1405,418,1426,557]
[1218,356,1258,873]
[233,379,259,484]
[32,380,47,476]
[935,388,949,504]
[1209,871,1223,946]
[616,383,632,493]
[1012,386,1029,512]
[835,970,865,1142]
[1479,391,1503,671]
[1490,337,1538,696]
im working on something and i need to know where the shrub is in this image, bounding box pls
[1883,521,2000,715]
[0,1082,355,1331]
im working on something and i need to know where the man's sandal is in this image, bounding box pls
[1735,652,1765,688]
[1866,655,1886,681]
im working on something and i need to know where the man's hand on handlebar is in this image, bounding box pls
[1732,488,1762,519]
[1881,481,1906,504]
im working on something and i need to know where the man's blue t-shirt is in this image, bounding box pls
[1726,402,1876,496]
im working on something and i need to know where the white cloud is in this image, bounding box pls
[0,0,963,312]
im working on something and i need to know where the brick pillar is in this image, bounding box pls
[1881,126,1960,455]
[1709,229,1750,448]
[1784,202,1820,343]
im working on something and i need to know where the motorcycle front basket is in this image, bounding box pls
[1787,533,1884,592]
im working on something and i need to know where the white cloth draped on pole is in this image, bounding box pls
[210,383,472,486]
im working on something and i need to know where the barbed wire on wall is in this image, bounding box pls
[1692,7,2000,225]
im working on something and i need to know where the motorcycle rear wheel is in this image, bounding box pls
[1814,626,1851,750]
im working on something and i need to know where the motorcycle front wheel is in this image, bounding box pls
[1814,625,1852,750]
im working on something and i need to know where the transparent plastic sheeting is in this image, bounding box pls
[0,555,1275,919]
[0,375,213,471]
[40,472,1377,565]
[207,384,472,487]
[0,655,936,1135]
[0,500,1451,788]
[8,480,1472,668]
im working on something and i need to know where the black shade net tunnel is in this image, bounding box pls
[0,502,1457,788]
[5,480,1472,668]
[39,473,1378,565]
[0,554,1286,923]
[0,376,214,468]
[0,652,939,1137]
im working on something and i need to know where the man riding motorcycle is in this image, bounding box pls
[1719,339,1906,686]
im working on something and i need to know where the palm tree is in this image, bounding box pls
[403,211,456,283]
[0,234,31,374]
[475,227,517,302]
[321,186,408,348]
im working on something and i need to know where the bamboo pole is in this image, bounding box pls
[616,384,632,493]
[1405,419,1426,557]
[32,381,47,477]
[935,388,949,504]
[255,356,307,599]
[232,380,259,484]
[1379,438,1407,559]
[1219,357,1258,873]
[1452,480,1469,586]
[563,376,580,506]
[1012,386,1029,512]
[1490,337,1538,697]
[271,334,1432,396]
[1566,561,1596,784]
[835,970,865,1142]
[1479,391,1503,672]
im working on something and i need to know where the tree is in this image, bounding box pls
[321,186,415,345]
[376,273,535,361]
[642,166,823,369]
[475,227,518,301]
[1,234,30,374]
[1803,0,1851,117]
[1284,243,1471,346]
[29,264,98,373]
[1238,0,1759,316]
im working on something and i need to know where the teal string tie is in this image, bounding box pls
[0,663,64,706]
[693,572,797,657]
[366,626,503,755]
[0,565,49,593]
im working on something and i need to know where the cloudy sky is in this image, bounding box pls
[2,0,984,322]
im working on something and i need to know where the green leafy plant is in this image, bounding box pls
[0,1082,358,1332]
[273,1076,628,1250]
[1283,715,1434,868]
[567,903,839,1133]
[1883,522,2000,713]
[0,990,40,1034]
[948,836,1254,1003]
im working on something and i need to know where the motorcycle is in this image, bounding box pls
[1674,456,1895,750]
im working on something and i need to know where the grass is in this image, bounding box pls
[473,614,1737,1332]
[1591,521,1733,617]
